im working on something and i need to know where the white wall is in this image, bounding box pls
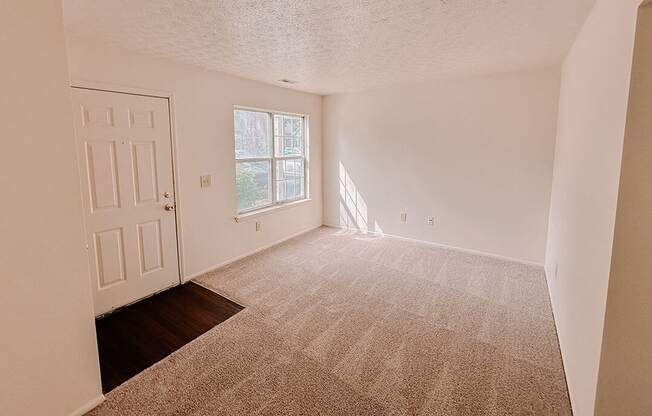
[323,69,561,264]
[543,0,641,414]
[65,39,323,280]
[0,1,103,415]
[595,3,652,414]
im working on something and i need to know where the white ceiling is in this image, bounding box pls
[63,0,595,95]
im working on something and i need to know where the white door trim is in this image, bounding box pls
[70,79,186,285]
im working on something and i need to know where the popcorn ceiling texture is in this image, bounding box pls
[63,0,595,94]
[88,227,570,415]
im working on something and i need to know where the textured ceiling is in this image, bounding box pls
[63,0,596,95]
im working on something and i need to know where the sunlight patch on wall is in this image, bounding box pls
[339,161,369,232]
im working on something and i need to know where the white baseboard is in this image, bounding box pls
[543,265,574,414]
[322,223,544,267]
[68,395,105,416]
[544,264,561,338]
[182,224,323,282]
[183,221,543,282]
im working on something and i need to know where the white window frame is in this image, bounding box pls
[234,106,309,215]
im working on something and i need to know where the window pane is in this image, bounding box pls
[234,110,271,159]
[236,161,272,211]
[275,158,305,201]
[274,114,304,157]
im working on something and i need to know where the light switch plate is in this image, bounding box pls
[200,175,212,187]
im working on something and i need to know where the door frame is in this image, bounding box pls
[70,80,186,286]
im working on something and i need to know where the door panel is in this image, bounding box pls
[137,219,164,275]
[72,88,179,316]
[132,141,159,205]
[94,228,126,288]
[86,141,120,211]
[82,105,114,127]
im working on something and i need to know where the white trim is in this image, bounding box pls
[69,79,187,284]
[234,104,306,118]
[182,224,322,282]
[234,107,308,216]
[304,114,311,201]
[544,265,560,330]
[235,198,312,222]
[322,223,544,267]
[70,79,172,99]
[167,94,187,281]
[543,265,574,414]
[68,395,105,416]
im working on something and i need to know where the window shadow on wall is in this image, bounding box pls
[338,161,383,234]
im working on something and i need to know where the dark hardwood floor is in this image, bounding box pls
[95,282,243,393]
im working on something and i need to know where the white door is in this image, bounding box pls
[71,88,180,316]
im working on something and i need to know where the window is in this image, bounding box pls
[234,108,307,213]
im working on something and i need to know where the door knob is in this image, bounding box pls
[164,204,175,211]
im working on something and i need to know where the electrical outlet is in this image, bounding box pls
[400,212,407,222]
[200,175,212,188]
[427,216,435,226]
[255,221,261,231]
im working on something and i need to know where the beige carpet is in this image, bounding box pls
[88,226,571,415]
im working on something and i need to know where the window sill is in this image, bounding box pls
[234,198,312,222]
